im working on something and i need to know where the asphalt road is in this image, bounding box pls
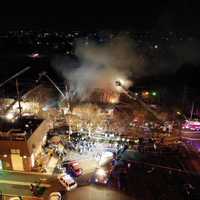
[0,170,59,198]
[63,147,193,200]
[1,141,200,200]
[64,185,133,200]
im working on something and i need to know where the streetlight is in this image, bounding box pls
[143,91,149,96]
[176,111,187,120]
[66,115,72,141]
[151,91,157,96]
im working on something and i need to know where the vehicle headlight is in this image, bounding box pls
[96,168,106,176]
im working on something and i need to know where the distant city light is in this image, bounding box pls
[142,91,149,96]
[154,44,158,49]
[31,53,39,58]
[152,91,157,96]
[134,92,139,96]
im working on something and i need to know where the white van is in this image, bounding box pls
[58,173,77,191]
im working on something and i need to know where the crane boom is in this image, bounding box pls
[38,71,65,98]
[0,66,31,88]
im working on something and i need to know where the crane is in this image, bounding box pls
[37,71,65,98]
[0,66,31,88]
[37,71,73,140]
[0,66,31,118]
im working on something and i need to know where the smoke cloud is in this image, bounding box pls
[52,35,145,100]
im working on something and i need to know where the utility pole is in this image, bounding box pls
[182,85,187,110]
[0,66,30,119]
[65,79,71,112]
[190,101,194,120]
[16,79,22,118]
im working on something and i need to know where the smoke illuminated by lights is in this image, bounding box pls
[109,96,119,104]
[53,35,143,101]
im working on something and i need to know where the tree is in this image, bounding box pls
[72,103,106,136]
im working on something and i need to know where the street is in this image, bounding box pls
[65,185,133,200]
[1,131,200,200]
[0,170,58,198]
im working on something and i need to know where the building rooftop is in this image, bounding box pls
[0,116,43,141]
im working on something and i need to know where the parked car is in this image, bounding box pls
[62,160,83,177]
[49,192,62,200]
[57,173,77,191]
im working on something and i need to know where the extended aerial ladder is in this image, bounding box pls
[115,81,165,122]
[37,71,72,113]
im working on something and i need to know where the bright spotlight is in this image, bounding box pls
[6,113,14,120]
[96,168,106,176]
[115,78,132,89]
[115,81,122,86]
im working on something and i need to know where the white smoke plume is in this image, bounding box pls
[52,35,145,101]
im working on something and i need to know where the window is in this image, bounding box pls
[10,149,20,154]
[0,160,3,170]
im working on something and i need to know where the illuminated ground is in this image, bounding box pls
[65,185,133,200]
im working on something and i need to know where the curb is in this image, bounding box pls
[0,169,54,177]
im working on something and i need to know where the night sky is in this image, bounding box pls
[0,2,199,110]
[0,1,199,32]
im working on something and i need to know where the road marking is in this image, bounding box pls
[0,180,51,187]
